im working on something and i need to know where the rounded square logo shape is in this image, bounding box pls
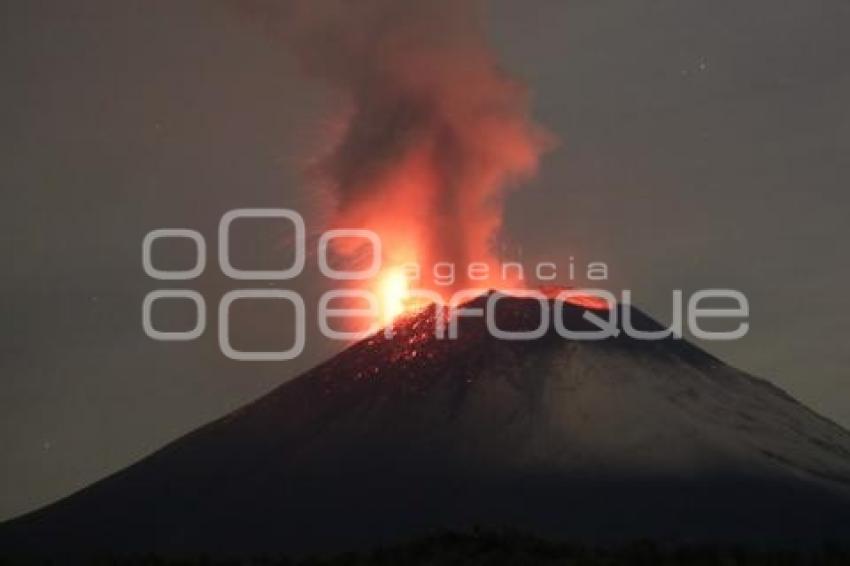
[219,209,305,280]
[318,229,382,280]
[142,290,206,341]
[218,289,305,361]
[142,229,206,280]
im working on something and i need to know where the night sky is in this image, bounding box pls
[2,0,849,521]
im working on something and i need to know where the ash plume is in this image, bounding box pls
[241,0,551,292]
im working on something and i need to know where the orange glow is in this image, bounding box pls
[561,293,612,311]
[377,267,412,324]
[283,0,551,332]
[314,43,548,328]
[539,284,613,311]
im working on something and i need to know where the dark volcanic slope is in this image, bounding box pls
[3,295,850,557]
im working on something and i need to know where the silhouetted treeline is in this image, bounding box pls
[3,530,850,565]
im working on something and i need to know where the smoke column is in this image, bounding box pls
[241,0,550,294]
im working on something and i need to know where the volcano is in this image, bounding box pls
[4,294,850,558]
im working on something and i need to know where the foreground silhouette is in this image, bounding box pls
[31,530,850,565]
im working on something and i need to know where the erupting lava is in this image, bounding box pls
[376,267,412,324]
[539,284,613,311]
[261,0,550,324]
